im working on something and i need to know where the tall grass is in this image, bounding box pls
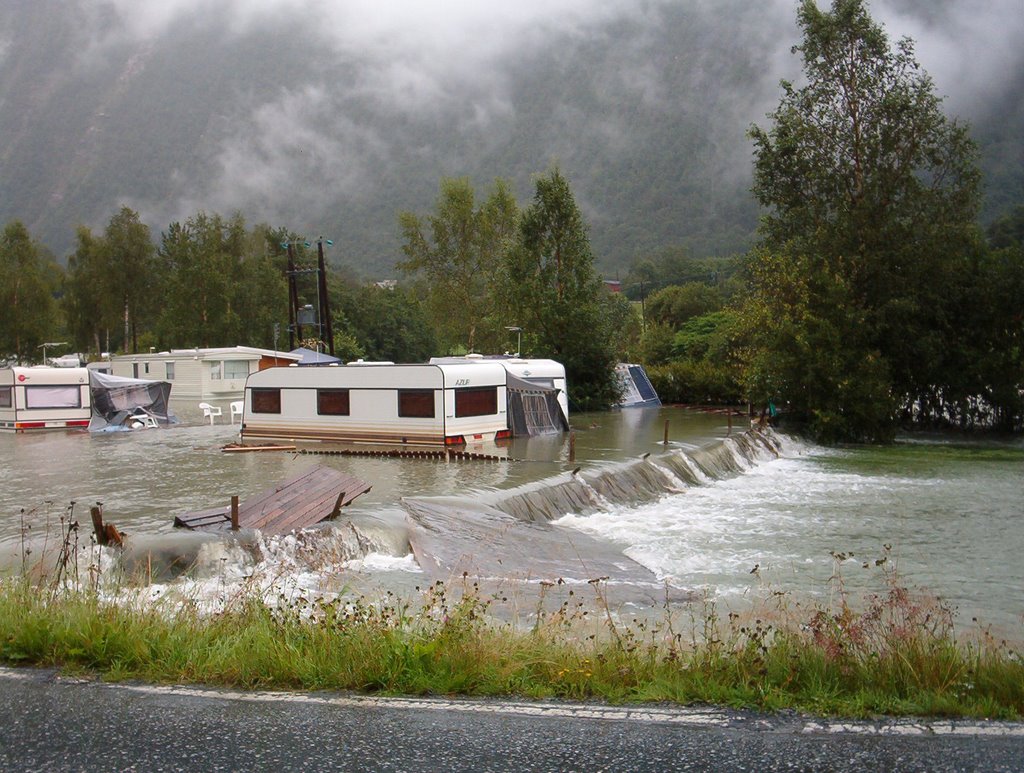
[1,559,1021,719]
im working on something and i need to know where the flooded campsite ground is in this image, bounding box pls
[1,402,1022,637]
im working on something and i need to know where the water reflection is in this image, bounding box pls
[4,403,1019,634]
[0,403,730,560]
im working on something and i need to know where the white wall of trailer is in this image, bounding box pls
[430,356,569,420]
[240,363,509,446]
[107,348,299,400]
[0,367,92,431]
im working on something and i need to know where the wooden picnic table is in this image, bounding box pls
[174,465,371,536]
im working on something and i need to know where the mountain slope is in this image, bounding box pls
[1,1,1020,274]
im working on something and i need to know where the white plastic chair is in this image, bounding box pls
[199,402,222,425]
[229,401,243,424]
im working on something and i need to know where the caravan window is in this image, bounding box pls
[224,360,249,380]
[455,387,497,417]
[0,387,11,408]
[251,388,281,414]
[398,389,434,418]
[25,385,81,409]
[165,362,175,380]
[210,362,221,380]
[317,389,350,416]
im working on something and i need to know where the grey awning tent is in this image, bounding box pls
[88,371,176,432]
[289,347,342,366]
[506,373,569,436]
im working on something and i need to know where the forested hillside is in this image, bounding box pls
[1,0,1021,274]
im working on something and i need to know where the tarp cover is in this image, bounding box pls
[615,363,661,407]
[290,347,341,366]
[88,371,176,432]
[506,373,568,436]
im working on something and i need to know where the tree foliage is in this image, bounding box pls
[333,284,437,363]
[104,207,158,353]
[0,221,59,362]
[154,213,287,349]
[398,178,518,354]
[646,283,724,329]
[506,169,620,410]
[744,0,995,439]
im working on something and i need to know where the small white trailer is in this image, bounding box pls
[239,361,511,447]
[0,367,92,431]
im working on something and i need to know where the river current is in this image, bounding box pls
[1,403,1021,635]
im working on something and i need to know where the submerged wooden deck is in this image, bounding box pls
[174,465,372,536]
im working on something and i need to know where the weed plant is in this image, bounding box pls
[1,508,1021,719]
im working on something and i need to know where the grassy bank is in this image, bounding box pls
[1,572,1021,720]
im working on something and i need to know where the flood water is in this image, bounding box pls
[1,402,1021,636]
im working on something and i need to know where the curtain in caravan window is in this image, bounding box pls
[398,390,435,418]
[251,388,281,414]
[454,387,497,417]
[317,389,350,415]
[224,360,249,380]
[0,387,11,408]
[25,385,81,409]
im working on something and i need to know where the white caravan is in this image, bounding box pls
[240,361,511,447]
[0,367,92,431]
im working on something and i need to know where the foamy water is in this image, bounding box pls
[3,406,1022,634]
[558,437,1024,632]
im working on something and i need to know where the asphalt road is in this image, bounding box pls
[1,667,1022,772]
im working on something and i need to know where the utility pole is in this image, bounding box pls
[316,238,335,357]
[286,243,301,349]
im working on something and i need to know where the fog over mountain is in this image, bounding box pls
[1,0,1021,274]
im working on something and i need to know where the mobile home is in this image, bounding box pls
[107,347,300,401]
[0,367,92,431]
[240,362,511,447]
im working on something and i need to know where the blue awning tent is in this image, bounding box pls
[289,347,341,366]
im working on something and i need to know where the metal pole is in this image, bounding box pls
[317,239,335,357]
[286,244,300,349]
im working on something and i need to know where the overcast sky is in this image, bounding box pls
[62,0,1024,240]
[85,0,1024,107]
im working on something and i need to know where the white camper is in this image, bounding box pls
[0,367,92,431]
[430,355,569,433]
[240,362,511,447]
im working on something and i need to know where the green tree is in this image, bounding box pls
[745,0,983,439]
[235,223,289,350]
[156,212,241,347]
[506,169,620,410]
[0,221,59,362]
[154,215,289,350]
[398,178,518,354]
[986,205,1024,250]
[103,207,158,353]
[63,225,114,355]
[335,284,436,363]
[741,250,896,442]
[646,282,723,328]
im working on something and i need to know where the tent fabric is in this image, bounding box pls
[505,374,568,435]
[87,371,176,432]
[290,347,342,366]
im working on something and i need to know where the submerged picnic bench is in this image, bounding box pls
[173,465,372,536]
